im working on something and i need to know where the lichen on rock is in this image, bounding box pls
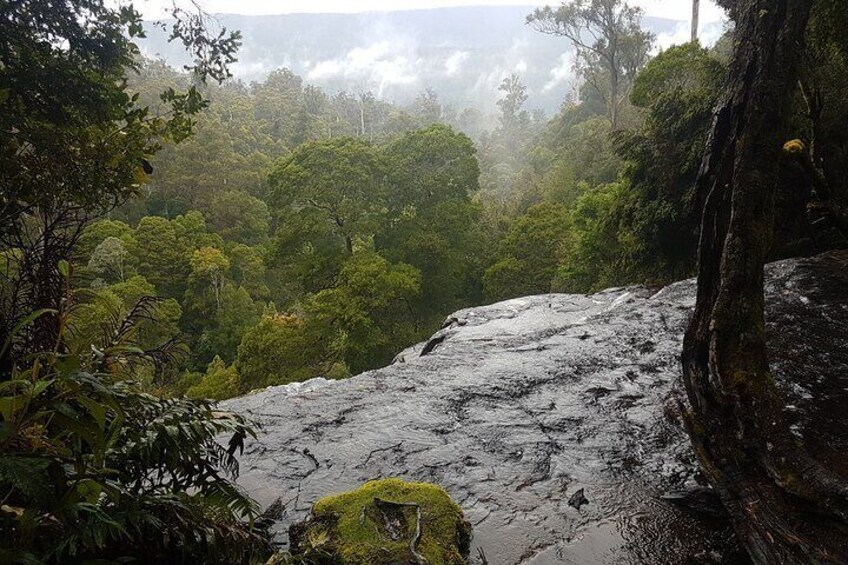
[782,138,806,157]
[289,478,471,565]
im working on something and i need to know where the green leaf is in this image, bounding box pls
[0,309,57,360]
[52,411,104,454]
[0,380,27,394]
[0,394,28,421]
[76,479,104,504]
[54,355,81,375]
[103,345,146,357]
[0,457,53,505]
[77,395,108,429]
[30,379,54,397]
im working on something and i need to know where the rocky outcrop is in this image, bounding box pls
[225,251,848,565]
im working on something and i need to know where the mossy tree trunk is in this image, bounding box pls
[682,0,848,562]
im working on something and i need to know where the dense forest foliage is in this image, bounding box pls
[4,0,848,562]
[63,25,737,402]
[65,0,848,403]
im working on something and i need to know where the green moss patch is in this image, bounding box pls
[290,478,471,565]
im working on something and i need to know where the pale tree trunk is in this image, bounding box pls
[682,0,848,563]
[610,66,620,130]
[691,0,700,43]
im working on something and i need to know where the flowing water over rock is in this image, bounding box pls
[224,251,848,565]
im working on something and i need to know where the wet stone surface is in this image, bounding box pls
[224,251,848,565]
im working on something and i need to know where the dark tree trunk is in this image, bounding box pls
[682,0,848,563]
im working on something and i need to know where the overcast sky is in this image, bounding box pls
[139,0,724,24]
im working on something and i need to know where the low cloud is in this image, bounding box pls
[654,20,726,52]
[543,53,574,94]
[654,22,693,51]
[306,40,421,96]
[445,51,470,76]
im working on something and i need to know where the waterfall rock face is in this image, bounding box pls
[225,251,848,565]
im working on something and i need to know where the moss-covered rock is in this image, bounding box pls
[289,478,471,565]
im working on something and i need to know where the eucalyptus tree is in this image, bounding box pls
[497,74,529,131]
[527,0,654,129]
[691,0,700,42]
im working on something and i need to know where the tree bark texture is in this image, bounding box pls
[682,0,848,563]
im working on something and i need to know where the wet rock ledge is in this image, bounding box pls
[224,251,848,565]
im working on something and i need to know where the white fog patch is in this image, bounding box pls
[138,1,727,21]
[445,51,470,76]
[306,40,422,96]
[231,59,279,80]
[654,21,695,51]
[698,21,726,48]
[543,53,573,93]
[309,59,344,80]
[637,0,725,23]
[471,67,510,106]
[347,41,393,68]
[464,39,550,110]
[140,3,728,113]
[372,57,420,90]
[655,20,726,52]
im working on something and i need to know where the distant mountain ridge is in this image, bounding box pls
[139,6,712,114]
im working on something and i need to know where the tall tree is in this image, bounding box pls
[411,89,444,125]
[131,216,190,298]
[527,0,654,129]
[205,190,271,246]
[377,125,482,316]
[497,74,529,130]
[305,251,422,374]
[88,237,130,283]
[189,247,230,312]
[0,0,239,376]
[682,0,848,562]
[483,202,572,302]
[268,138,384,255]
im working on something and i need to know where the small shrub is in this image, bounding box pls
[0,307,271,563]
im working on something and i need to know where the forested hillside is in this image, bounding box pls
[136,7,710,114]
[65,24,733,402]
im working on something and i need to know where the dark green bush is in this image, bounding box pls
[0,304,271,564]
